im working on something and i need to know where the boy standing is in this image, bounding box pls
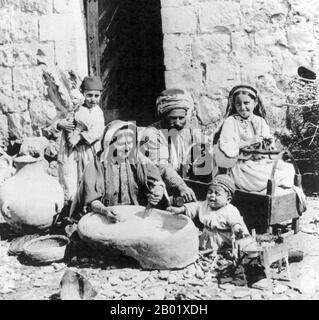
[54,76,105,202]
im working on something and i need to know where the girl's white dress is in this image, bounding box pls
[215,114,295,192]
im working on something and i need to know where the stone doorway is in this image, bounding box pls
[86,0,165,125]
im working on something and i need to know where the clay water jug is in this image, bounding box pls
[0,155,64,234]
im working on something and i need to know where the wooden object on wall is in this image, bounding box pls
[86,0,100,76]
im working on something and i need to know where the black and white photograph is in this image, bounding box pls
[0,0,318,305]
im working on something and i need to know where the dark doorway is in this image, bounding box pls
[87,0,165,126]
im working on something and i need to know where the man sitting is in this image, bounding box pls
[140,88,213,202]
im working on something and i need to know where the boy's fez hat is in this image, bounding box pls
[81,76,103,91]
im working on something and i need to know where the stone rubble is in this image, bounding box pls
[0,199,318,300]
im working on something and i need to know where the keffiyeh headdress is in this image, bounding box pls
[156,88,193,117]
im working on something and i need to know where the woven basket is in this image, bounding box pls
[23,235,70,264]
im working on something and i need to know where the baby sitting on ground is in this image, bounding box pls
[168,174,249,251]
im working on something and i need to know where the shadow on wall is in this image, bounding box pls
[98,0,165,125]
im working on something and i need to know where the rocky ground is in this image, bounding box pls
[1,197,319,300]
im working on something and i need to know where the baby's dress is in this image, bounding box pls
[184,201,249,251]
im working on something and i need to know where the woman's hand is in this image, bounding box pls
[58,118,75,132]
[148,184,164,206]
[91,200,125,223]
[179,184,197,203]
[101,207,125,223]
[262,136,274,147]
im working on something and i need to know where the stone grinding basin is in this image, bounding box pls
[77,205,199,270]
[23,235,70,264]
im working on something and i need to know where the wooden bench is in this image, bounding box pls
[184,151,303,236]
[232,151,302,235]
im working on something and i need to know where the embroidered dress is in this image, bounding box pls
[69,120,169,219]
[69,149,166,220]
[216,114,295,192]
[79,156,160,208]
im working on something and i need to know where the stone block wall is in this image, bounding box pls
[160,0,319,132]
[0,0,87,146]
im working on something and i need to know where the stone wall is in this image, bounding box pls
[160,0,319,132]
[0,0,87,147]
[1,0,318,147]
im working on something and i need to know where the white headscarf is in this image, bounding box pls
[100,120,136,162]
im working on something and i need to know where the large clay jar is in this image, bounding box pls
[0,153,15,185]
[0,156,64,234]
[77,205,199,270]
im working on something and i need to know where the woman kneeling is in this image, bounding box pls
[70,120,167,223]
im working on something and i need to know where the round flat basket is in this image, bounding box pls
[23,235,70,264]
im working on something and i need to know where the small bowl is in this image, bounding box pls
[23,235,70,264]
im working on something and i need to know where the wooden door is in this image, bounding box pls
[86,0,165,125]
